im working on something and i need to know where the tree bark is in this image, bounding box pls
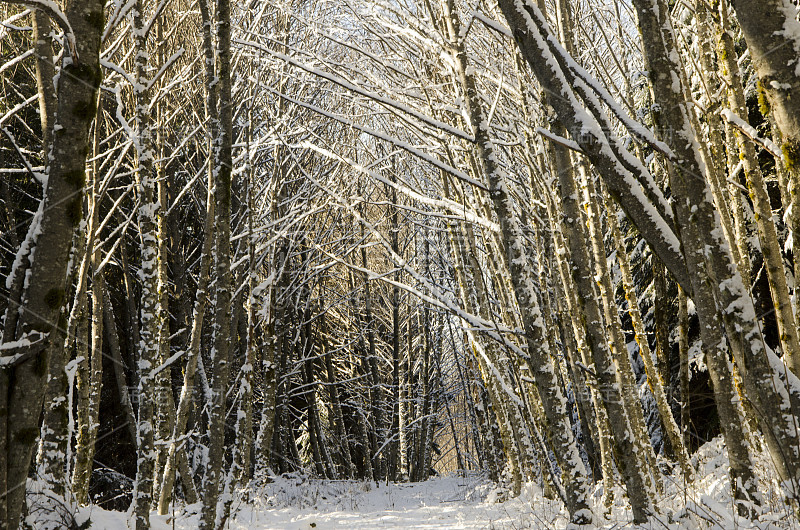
[443,1,592,522]
[0,1,104,526]
[199,0,233,521]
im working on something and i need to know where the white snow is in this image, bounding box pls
[69,435,800,529]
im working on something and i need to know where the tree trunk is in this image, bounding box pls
[73,121,105,504]
[630,0,765,512]
[605,187,693,478]
[442,1,592,521]
[157,0,218,513]
[199,0,234,521]
[716,0,800,381]
[548,131,655,522]
[0,1,104,526]
[130,0,162,524]
[727,5,800,338]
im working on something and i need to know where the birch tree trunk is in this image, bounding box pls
[72,275,90,500]
[254,236,279,478]
[225,100,257,503]
[152,29,173,501]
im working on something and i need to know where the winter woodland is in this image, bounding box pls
[2,0,800,527]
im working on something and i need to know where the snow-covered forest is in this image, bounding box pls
[2,0,800,527]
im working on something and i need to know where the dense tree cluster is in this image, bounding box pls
[1,0,800,527]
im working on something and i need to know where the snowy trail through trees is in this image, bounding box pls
[7,0,800,526]
[74,438,798,529]
[82,475,555,529]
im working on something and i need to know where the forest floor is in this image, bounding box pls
[75,436,799,529]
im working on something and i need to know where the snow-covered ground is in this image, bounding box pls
[71,436,799,529]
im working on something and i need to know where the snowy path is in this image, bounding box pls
[225,475,549,529]
[76,438,799,529]
[81,474,566,529]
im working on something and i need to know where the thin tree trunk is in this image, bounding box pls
[441,0,592,522]
[677,287,690,449]
[199,0,234,520]
[73,118,105,504]
[324,341,355,478]
[157,0,218,512]
[104,291,137,448]
[605,187,693,478]
[152,26,173,501]
[36,224,86,500]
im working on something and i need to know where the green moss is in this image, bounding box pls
[782,138,800,172]
[64,63,101,89]
[66,197,82,226]
[72,100,96,122]
[86,10,104,31]
[33,350,48,378]
[63,169,85,189]
[15,427,40,446]
[757,81,770,117]
[44,287,64,310]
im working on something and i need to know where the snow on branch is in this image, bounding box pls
[0,126,45,185]
[473,9,512,38]
[0,49,34,75]
[0,331,49,369]
[301,140,500,233]
[264,85,489,192]
[535,127,584,153]
[4,0,78,61]
[720,108,783,159]
[234,37,474,143]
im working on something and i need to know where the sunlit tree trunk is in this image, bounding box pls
[631,0,764,512]
[603,185,693,478]
[72,116,104,505]
[442,1,592,521]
